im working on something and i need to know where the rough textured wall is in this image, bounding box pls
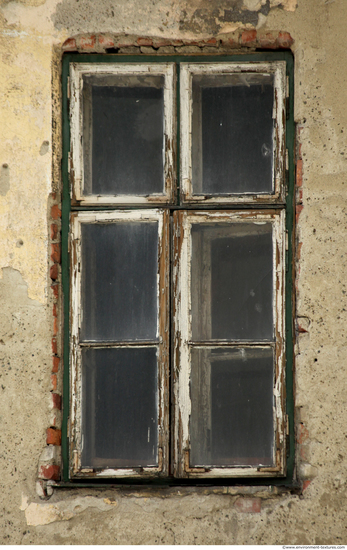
[1,0,347,544]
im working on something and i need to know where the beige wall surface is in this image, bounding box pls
[1,0,347,544]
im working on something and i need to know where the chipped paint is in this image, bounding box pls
[70,209,169,478]
[174,211,286,478]
[180,61,286,205]
[69,62,176,206]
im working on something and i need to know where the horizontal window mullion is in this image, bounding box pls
[79,342,159,348]
[188,341,276,347]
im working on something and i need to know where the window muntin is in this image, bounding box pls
[66,58,291,480]
[180,62,286,204]
[69,63,176,205]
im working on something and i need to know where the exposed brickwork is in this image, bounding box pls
[38,464,60,481]
[46,428,62,446]
[38,191,63,486]
[61,31,294,54]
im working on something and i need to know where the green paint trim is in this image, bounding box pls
[61,51,296,486]
[61,55,72,482]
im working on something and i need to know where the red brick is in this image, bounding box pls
[51,374,57,391]
[38,464,60,481]
[137,37,153,46]
[277,31,294,49]
[51,243,61,264]
[51,284,59,300]
[53,317,58,337]
[98,35,115,49]
[205,37,217,45]
[296,159,303,188]
[46,428,61,446]
[297,422,309,444]
[52,356,60,373]
[296,203,304,223]
[52,393,62,410]
[53,303,57,318]
[62,38,77,51]
[234,497,261,513]
[297,241,303,261]
[80,35,96,51]
[152,38,173,48]
[50,263,58,281]
[51,223,58,240]
[51,204,61,220]
[52,338,57,355]
[241,29,257,45]
[302,480,312,491]
[258,33,277,49]
[226,37,239,48]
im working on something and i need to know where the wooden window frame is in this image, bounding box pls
[172,210,286,478]
[63,53,294,484]
[69,209,170,479]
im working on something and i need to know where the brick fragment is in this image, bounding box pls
[277,31,294,49]
[302,480,312,491]
[50,264,58,281]
[98,35,115,49]
[46,428,61,446]
[258,33,277,49]
[53,303,57,318]
[80,35,96,51]
[296,204,304,223]
[51,243,61,264]
[50,223,58,240]
[137,37,153,46]
[296,159,303,188]
[51,204,61,220]
[241,29,257,45]
[51,374,57,391]
[38,464,60,481]
[53,317,58,337]
[234,497,261,513]
[52,338,57,355]
[152,38,173,48]
[52,393,62,410]
[51,284,59,300]
[297,422,309,444]
[62,38,77,51]
[52,356,60,373]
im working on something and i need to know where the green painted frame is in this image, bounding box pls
[61,51,295,486]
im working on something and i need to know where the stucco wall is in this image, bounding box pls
[1,0,347,544]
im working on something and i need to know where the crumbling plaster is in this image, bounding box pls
[0,0,347,544]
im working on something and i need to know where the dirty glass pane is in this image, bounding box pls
[191,222,273,341]
[80,221,158,342]
[83,74,164,196]
[191,73,274,195]
[190,347,274,467]
[81,347,158,468]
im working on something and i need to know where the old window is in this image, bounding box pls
[63,54,294,482]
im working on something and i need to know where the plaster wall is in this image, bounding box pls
[0,0,347,544]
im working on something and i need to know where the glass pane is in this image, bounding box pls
[81,347,158,468]
[83,74,164,196]
[190,347,274,467]
[81,221,158,342]
[191,73,274,195]
[191,222,273,341]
